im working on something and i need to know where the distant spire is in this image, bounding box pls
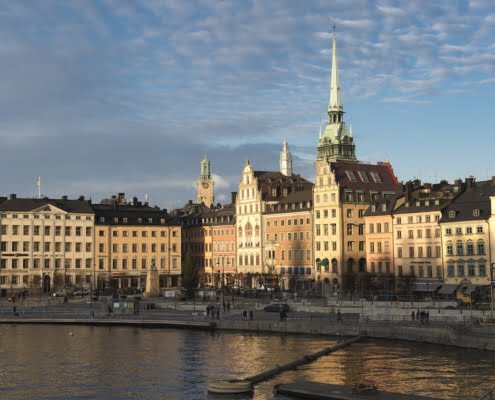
[280,139,292,176]
[349,118,353,137]
[328,24,343,113]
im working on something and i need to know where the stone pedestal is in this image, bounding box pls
[145,266,160,297]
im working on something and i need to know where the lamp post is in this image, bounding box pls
[217,256,229,307]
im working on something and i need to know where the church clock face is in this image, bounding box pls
[202,182,209,189]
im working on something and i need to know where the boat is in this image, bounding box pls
[207,379,253,394]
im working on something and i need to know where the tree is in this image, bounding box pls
[181,251,199,299]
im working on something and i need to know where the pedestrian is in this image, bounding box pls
[420,310,425,324]
[337,310,342,322]
[223,301,226,312]
[206,306,210,318]
[227,302,230,313]
[249,310,253,321]
[243,310,248,321]
[216,308,220,320]
[63,295,68,304]
[426,310,430,324]
[411,310,415,324]
[13,305,17,316]
[416,309,420,322]
[280,310,284,322]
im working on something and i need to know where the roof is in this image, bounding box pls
[0,197,94,214]
[201,205,236,226]
[363,194,402,217]
[253,171,314,203]
[92,203,172,226]
[440,180,495,223]
[330,161,401,202]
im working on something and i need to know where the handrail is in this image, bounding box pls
[478,386,495,400]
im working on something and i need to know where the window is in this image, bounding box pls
[409,247,414,258]
[473,209,480,217]
[396,217,401,225]
[347,224,353,235]
[417,229,422,238]
[369,224,374,234]
[358,171,369,182]
[468,264,476,277]
[345,192,353,202]
[456,243,463,256]
[377,224,382,233]
[396,230,402,239]
[346,170,358,182]
[466,227,472,234]
[370,171,382,183]
[479,264,486,276]
[457,263,465,277]
[447,264,455,277]
[408,230,413,239]
[347,209,353,218]
[478,242,485,255]
[446,244,453,256]
[477,226,484,234]
[449,211,455,218]
[445,228,452,236]
[467,243,474,256]
[397,247,403,258]
[425,228,431,238]
[384,223,389,233]
[455,227,462,235]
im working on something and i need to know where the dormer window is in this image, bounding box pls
[405,202,409,208]
[425,201,430,206]
[371,205,376,212]
[382,204,387,212]
[435,200,439,205]
[449,211,455,218]
[416,201,420,207]
[473,209,480,217]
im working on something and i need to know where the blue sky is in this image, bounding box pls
[0,0,494,209]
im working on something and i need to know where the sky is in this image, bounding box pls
[0,0,494,210]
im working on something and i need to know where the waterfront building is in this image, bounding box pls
[175,201,211,285]
[93,193,181,291]
[196,154,214,207]
[204,203,237,287]
[440,178,495,288]
[393,181,458,291]
[0,194,94,295]
[312,30,401,291]
[236,141,313,288]
[263,186,313,291]
[363,194,402,290]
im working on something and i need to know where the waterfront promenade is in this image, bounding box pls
[2,295,495,351]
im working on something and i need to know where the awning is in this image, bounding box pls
[460,284,477,294]
[411,282,442,292]
[438,284,459,295]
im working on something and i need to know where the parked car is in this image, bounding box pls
[118,287,143,300]
[263,303,290,313]
[73,288,90,296]
[92,288,118,300]
[53,289,67,298]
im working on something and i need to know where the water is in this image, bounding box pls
[0,325,494,399]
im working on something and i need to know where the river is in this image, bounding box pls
[0,325,494,399]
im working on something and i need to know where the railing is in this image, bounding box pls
[478,386,495,400]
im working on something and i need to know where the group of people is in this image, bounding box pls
[243,310,254,321]
[411,309,430,324]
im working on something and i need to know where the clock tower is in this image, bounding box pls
[196,154,214,207]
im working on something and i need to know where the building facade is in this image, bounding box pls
[93,194,181,291]
[0,195,95,295]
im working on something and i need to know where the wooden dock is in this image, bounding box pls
[275,381,438,400]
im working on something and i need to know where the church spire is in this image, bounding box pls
[280,138,292,176]
[328,24,343,114]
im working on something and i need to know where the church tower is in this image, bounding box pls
[316,27,357,163]
[279,138,293,176]
[196,154,214,207]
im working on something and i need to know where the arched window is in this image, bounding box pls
[245,223,252,238]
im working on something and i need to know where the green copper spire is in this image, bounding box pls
[316,26,357,163]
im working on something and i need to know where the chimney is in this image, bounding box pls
[188,200,193,205]
[132,196,138,206]
[62,195,68,201]
[78,195,84,201]
[454,179,463,193]
[413,179,421,189]
[9,194,16,200]
[465,176,475,189]
[118,193,125,204]
[231,191,237,204]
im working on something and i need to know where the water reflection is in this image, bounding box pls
[0,325,494,399]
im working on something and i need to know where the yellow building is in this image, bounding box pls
[93,195,181,292]
[263,190,313,291]
[440,179,494,288]
[0,195,95,295]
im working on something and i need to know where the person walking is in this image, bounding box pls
[411,310,415,324]
[227,302,230,313]
[249,310,253,321]
[243,310,247,321]
[337,310,342,322]
[216,308,220,320]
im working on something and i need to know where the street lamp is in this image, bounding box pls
[217,256,229,307]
